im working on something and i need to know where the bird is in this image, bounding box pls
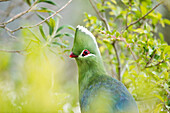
[70,25,139,113]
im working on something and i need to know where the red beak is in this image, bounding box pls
[69,52,78,58]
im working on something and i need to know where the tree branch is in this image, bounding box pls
[0,0,72,38]
[145,60,165,68]
[89,0,110,31]
[112,41,121,81]
[9,0,72,33]
[145,50,156,67]
[1,0,38,25]
[0,0,10,2]
[123,1,163,33]
[0,49,25,55]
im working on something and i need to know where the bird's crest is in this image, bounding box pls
[72,25,101,57]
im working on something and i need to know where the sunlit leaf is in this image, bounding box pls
[39,24,47,41]
[49,18,56,35]
[154,94,164,102]
[56,25,75,33]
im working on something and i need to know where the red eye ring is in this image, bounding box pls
[82,49,90,56]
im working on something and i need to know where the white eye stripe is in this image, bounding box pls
[79,49,95,58]
[79,53,95,58]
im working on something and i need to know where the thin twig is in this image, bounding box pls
[0,0,10,2]
[0,49,24,54]
[89,0,110,31]
[145,60,165,68]
[159,84,170,95]
[2,0,38,25]
[112,41,121,81]
[122,1,163,33]
[10,0,72,33]
[145,50,156,68]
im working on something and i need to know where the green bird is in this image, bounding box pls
[70,25,139,113]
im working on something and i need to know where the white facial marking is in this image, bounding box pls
[76,25,100,54]
[79,49,95,58]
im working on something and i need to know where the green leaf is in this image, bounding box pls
[49,18,56,35]
[159,32,164,42]
[64,33,74,38]
[121,0,128,4]
[26,0,31,6]
[27,29,41,43]
[163,46,170,56]
[35,7,55,13]
[54,34,63,38]
[39,25,47,41]
[154,94,164,102]
[111,0,117,4]
[56,25,75,33]
[140,5,147,16]
[164,19,170,25]
[36,14,50,27]
[39,0,56,6]
[51,42,68,47]
[134,28,145,34]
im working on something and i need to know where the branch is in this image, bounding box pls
[112,41,121,81]
[2,0,38,25]
[123,1,163,32]
[9,0,72,33]
[145,49,156,68]
[89,0,110,31]
[159,84,170,95]
[145,60,165,68]
[0,0,10,2]
[0,49,25,55]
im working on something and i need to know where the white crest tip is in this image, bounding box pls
[76,25,95,41]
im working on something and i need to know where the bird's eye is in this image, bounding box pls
[82,49,90,56]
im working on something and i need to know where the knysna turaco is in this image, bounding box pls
[70,25,139,113]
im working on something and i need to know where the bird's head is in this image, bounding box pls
[70,25,101,63]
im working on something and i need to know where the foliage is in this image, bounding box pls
[0,0,78,112]
[84,0,170,112]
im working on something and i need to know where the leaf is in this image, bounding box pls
[26,0,31,6]
[159,32,164,42]
[39,25,47,41]
[111,0,117,4]
[134,28,145,34]
[153,103,163,113]
[163,46,170,56]
[164,19,170,25]
[36,14,50,27]
[56,25,75,33]
[35,7,54,13]
[121,0,128,4]
[27,29,41,43]
[140,5,147,16]
[39,0,56,6]
[49,18,56,35]
[54,34,63,38]
[51,42,68,47]
[64,33,74,38]
[164,71,168,80]
[154,94,164,102]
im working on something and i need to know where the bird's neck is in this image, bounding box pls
[76,57,106,94]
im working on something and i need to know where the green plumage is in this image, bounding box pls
[70,25,138,113]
